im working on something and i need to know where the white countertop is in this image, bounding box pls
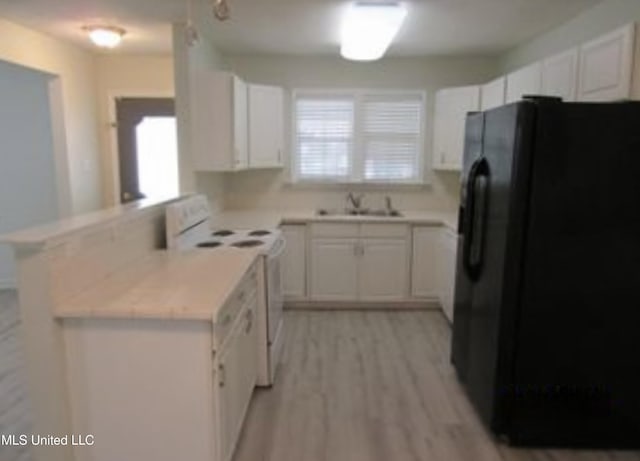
[213,209,459,231]
[56,248,259,321]
[0,195,185,249]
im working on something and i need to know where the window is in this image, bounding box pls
[293,90,425,184]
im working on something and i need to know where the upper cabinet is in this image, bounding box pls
[248,84,284,168]
[192,71,249,172]
[191,72,286,172]
[481,76,506,111]
[577,24,635,102]
[506,62,542,103]
[433,85,480,171]
[541,48,579,101]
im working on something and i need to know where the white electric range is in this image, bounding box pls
[165,195,284,386]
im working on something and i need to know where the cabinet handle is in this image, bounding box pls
[245,308,254,333]
[219,363,225,387]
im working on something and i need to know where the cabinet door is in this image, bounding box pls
[433,86,480,171]
[309,239,358,301]
[281,225,307,299]
[249,84,284,168]
[440,230,458,323]
[216,322,242,461]
[481,76,506,111]
[506,62,542,103]
[578,24,634,102]
[233,76,249,170]
[541,48,578,101]
[359,239,408,301]
[432,90,450,170]
[411,227,439,298]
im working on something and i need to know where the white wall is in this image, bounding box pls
[173,12,228,212]
[217,55,499,212]
[0,61,59,288]
[94,55,175,206]
[0,18,102,215]
[501,0,640,73]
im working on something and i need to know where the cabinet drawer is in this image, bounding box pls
[310,223,359,238]
[214,262,259,349]
[360,223,408,238]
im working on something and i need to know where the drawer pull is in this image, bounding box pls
[245,308,254,334]
[219,363,225,387]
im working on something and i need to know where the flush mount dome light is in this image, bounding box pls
[84,25,126,48]
[340,2,407,61]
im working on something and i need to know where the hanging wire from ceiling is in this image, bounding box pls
[185,0,200,47]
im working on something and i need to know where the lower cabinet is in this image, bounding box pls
[411,227,440,298]
[309,238,359,300]
[216,295,258,461]
[437,228,458,323]
[309,223,409,302]
[359,239,408,301]
[281,224,307,300]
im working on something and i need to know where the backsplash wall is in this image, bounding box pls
[217,55,500,212]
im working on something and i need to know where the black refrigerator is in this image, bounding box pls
[451,97,640,448]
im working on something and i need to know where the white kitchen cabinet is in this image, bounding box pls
[308,224,410,302]
[433,85,481,171]
[192,71,248,171]
[216,294,258,461]
[481,76,506,111]
[577,24,635,102]
[506,62,542,103]
[359,239,408,300]
[541,48,579,101]
[248,84,284,168]
[411,227,439,298]
[438,228,458,323]
[281,224,307,300]
[309,238,359,301]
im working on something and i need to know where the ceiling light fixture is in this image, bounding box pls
[213,0,230,21]
[84,25,126,48]
[340,2,407,61]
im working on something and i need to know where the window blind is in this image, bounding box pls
[293,90,425,183]
[362,96,422,182]
[294,97,354,180]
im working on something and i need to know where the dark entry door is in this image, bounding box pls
[115,97,175,203]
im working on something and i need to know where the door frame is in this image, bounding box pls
[106,90,175,207]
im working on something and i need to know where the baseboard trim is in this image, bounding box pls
[0,278,17,290]
[285,298,441,311]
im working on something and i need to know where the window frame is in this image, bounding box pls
[291,88,428,186]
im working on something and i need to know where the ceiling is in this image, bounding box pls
[0,0,602,56]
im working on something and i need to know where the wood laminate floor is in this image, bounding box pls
[0,290,33,461]
[234,310,640,461]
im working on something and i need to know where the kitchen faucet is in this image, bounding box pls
[346,192,364,210]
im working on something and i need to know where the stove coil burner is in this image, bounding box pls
[196,241,223,248]
[212,230,234,237]
[248,230,271,236]
[231,240,264,248]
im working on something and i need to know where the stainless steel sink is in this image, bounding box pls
[316,208,403,217]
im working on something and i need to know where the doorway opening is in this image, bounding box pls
[115,97,178,203]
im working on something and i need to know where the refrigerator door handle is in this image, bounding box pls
[463,157,490,281]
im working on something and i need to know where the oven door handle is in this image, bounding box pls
[268,237,286,261]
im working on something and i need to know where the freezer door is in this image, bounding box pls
[454,102,536,434]
[451,112,485,381]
